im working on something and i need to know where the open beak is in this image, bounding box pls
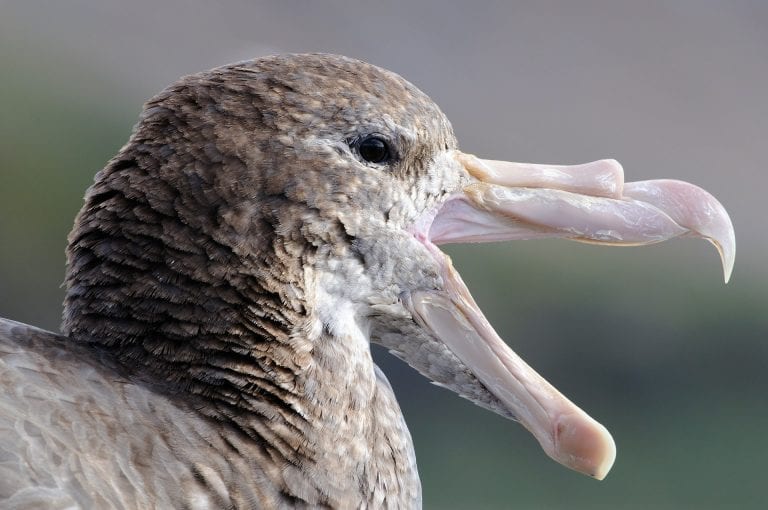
[405,152,735,480]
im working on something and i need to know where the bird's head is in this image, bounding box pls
[63,54,734,480]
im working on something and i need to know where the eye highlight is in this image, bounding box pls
[357,135,392,164]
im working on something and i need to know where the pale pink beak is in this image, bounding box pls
[407,152,735,480]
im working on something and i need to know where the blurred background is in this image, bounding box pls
[0,1,765,508]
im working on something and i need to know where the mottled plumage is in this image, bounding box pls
[0,54,734,508]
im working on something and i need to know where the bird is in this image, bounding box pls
[0,53,735,509]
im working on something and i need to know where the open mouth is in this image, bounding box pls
[404,151,735,479]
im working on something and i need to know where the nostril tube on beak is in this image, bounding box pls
[457,152,625,198]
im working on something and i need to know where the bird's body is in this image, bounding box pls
[1,319,220,509]
[0,319,417,508]
[0,54,734,508]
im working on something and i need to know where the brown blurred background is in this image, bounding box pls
[1,1,766,508]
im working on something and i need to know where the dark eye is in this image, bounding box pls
[358,135,391,164]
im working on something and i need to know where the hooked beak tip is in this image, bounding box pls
[712,238,735,284]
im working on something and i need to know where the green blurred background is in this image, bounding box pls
[1,2,766,508]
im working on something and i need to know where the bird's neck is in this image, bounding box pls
[69,283,420,505]
[62,163,420,504]
[63,237,419,505]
